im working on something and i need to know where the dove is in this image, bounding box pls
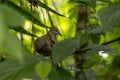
[35,27,62,56]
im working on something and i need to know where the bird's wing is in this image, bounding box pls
[35,36,47,51]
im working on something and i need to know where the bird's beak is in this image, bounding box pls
[58,32,62,36]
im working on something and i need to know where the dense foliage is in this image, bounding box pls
[0,0,120,80]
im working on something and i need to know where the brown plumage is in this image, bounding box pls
[35,27,61,56]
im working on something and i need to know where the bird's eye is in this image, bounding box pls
[55,30,58,32]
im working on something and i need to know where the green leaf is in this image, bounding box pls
[35,61,52,80]
[52,39,79,63]
[48,67,74,80]
[0,55,44,80]
[0,5,24,27]
[99,4,120,27]
[0,4,37,37]
[88,27,112,34]
[38,1,65,17]
[0,11,23,62]
[9,26,38,37]
[2,1,49,28]
[0,29,24,62]
[83,58,97,69]
[70,0,96,8]
[90,34,100,44]
[97,0,111,3]
[85,69,98,80]
[83,54,100,69]
[84,45,118,58]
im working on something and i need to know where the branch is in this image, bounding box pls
[101,36,120,45]
[74,36,120,54]
[43,0,54,27]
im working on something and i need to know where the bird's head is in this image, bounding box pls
[49,27,62,36]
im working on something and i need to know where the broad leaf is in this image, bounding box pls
[84,45,118,58]
[0,55,43,80]
[0,29,24,62]
[52,39,79,63]
[1,1,49,28]
[0,5,24,27]
[88,26,112,34]
[35,61,52,80]
[0,4,37,37]
[0,11,23,62]
[48,67,74,80]
[99,4,120,27]
[85,69,98,80]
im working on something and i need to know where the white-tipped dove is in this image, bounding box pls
[35,27,62,56]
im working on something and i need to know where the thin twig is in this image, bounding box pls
[44,0,54,27]
[51,0,65,38]
[40,8,46,24]
[75,36,120,54]
[101,36,120,45]
[81,68,87,80]
[20,0,23,47]
[40,7,48,32]
[30,3,36,54]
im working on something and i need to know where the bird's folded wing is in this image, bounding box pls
[35,37,46,51]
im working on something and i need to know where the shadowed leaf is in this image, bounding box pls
[48,67,74,80]
[52,39,79,63]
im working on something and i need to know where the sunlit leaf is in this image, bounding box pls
[38,1,65,17]
[1,1,49,28]
[9,27,38,37]
[0,10,23,62]
[52,39,79,63]
[0,4,24,27]
[35,61,52,80]
[0,4,37,37]
[0,30,24,62]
